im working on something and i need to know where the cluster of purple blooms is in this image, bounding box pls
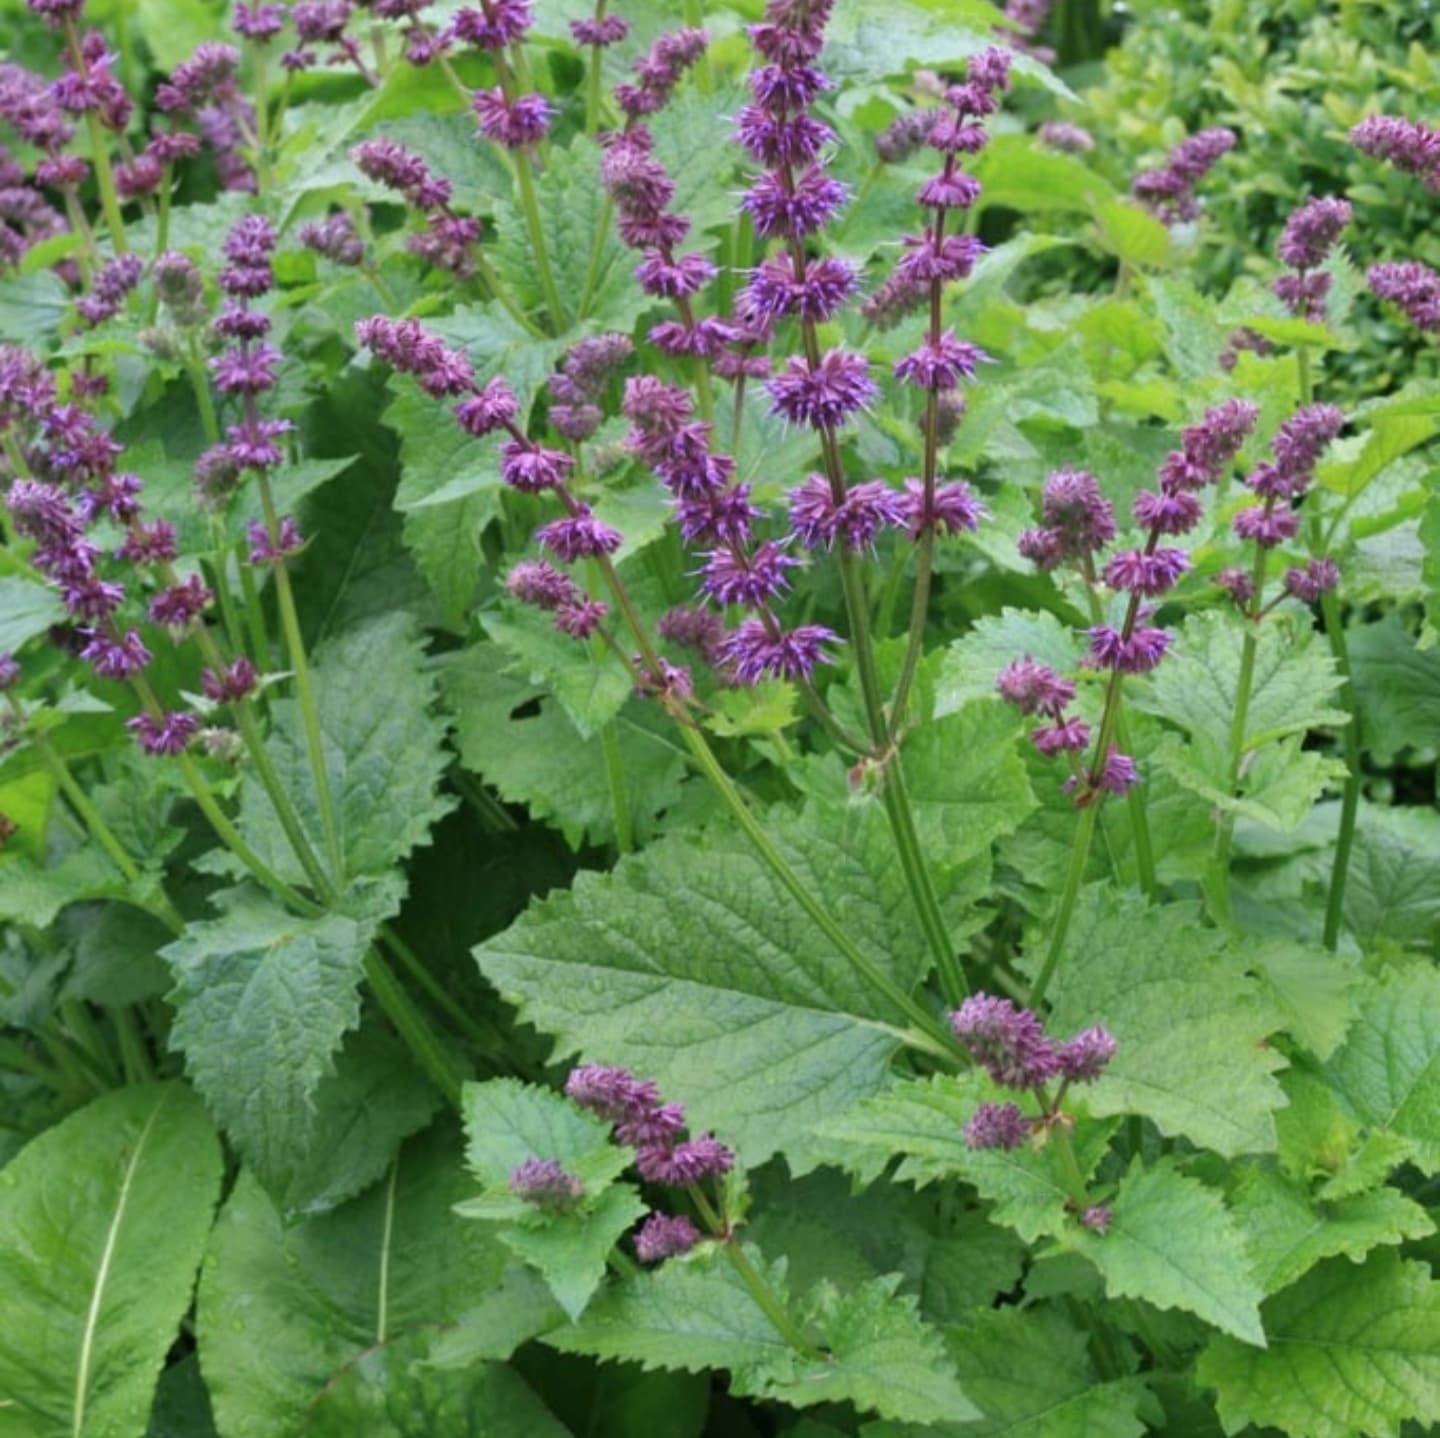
[1273,196,1351,322]
[205,215,302,562]
[1219,404,1346,608]
[997,0,1058,63]
[1351,115,1440,333]
[352,138,480,277]
[547,1063,731,1264]
[950,993,1115,1232]
[298,211,365,268]
[1007,400,1259,799]
[1131,127,1236,225]
[155,42,256,193]
[1037,120,1094,154]
[0,345,251,756]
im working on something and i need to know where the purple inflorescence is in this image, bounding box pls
[949,993,1061,1089]
[963,1101,1030,1151]
[1352,114,1440,192]
[508,1157,585,1210]
[564,1063,734,1189]
[634,1212,701,1264]
[1368,260,1440,333]
[1273,196,1350,322]
[1132,127,1235,225]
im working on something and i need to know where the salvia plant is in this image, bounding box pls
[0,0,1437,1435]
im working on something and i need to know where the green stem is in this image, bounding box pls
[257,473,346,885]
[250,41,272,192]
[882,760,965,1004]
[208,524,248,657]
[36,740,137,884]
[1321,590,1360,950]
[185,342,221,444]
[451,768,518,832]
[681,0,712,93]
[576,195,614,323]
[112,1005,155,1084]
[512,150,565,333]
[363,951,465,1106]
[677,721,952,1049]
[473,249,545,337]
[237,557,271,669]
[583,0,607,134]
[84,114,129,256]
[1028,803,1098,1009]
[599,720,632,853]
[380,925,504,1054]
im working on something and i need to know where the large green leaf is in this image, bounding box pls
[547,1252,977,1426]
[934,609,1085,717]
[1346,614,1440,761]
[162,886,381,1191]
[1063,1159,1265,1346]
[900,702,1038,867]
[1232,1167,1433,1296]
[0,1084,223,1438]
[869,1305,1149,1438]
[475,792,964,1169]
[442,641,687,849]
[305,1332,569,1437]
[238,614,455,885]
[1039,892,1288,1157]
[197,1128,508,1438]
[1320,963,1440,1174]
[1198,1252,1440,1438]
[0,575,64,656]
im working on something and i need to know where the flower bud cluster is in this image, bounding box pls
[564,1063,733,1264]
[1351,114,1440,193]
[352,139,479,277]
[155,43,255,192]
[1273,196,1350,322]
[1131,127,1235,226]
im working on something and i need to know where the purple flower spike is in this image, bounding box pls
[202,657,259,704]
[554,598,608,639]
[1277,196,1351,271]
[1284,558,1340,603]
[963,1101,1030,1151]
[700,541,796,607]
[472,88,551,150]
[1233,505,1300,549]
[634,1212,701,1264]
[535,507,623,563]
[997,657,1075,717]
[499,441,572,493]
[1080,1203,1112,1234]
[1032,716,1091,756]
[1056,1026,1117,1083]
[949,993,1060,1089]
[565,1063,661,1123]
[894,333,991,391]
[766,349,875,429]
[1368,260,1440,333]
[1102,547,1189,598]
[718,619,838,685]
[246,516,304,563]
[635,1133,734,1186]
[81,629,151,680]
[127,710,200,756]
[0,653,19,690]
[508,1157,584,1210]
[902,479,984,539]
[1088,624,1171,674]
[1094,748,1140,795]
[1352,114,1440,192]
[506,559,578,611]
[148,574,213,629]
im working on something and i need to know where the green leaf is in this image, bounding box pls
[1198,1253,1440,1438]
[1346,614,1440,761]
[1240,315,1350,351]
[458,1079,642,1319]
[1246,938,1358,1061]
[0,272,71,345]
[442,641,686,849]
[548,1252,976,1425]
[870,1304,1149,1438]
[162,886,379,1191]
[198,1128,508,1438]
[277,1021,443,1220]
[813,1074,1117,1244]
[482,605,634,741]
[1136,609,1347,755]
[1233,1168,1433,1296]
[1064,1159,1265,1346]
[0,575,64,655]
[1093,201,1172,270]
[0,1084,223,1438]
[491,137,650,331]
[239,614,456,884]
[475,793,956,1169]
[422,1265,567,1369]
[1147,277,1231,381]
[1321,964,1440,1175]
[1040,892,1288,1157]
[901,702,1038,867]
[1338,805,1440,947]
[0,847,129,928]
[306,1332,570,1437]
[972,137,1116,213]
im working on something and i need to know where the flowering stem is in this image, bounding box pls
[675,719,952,1048]
[1028,801,1098,1009]
[1081,586,1157,899]
[237,560,272,667]
[250,41,273,192]
[584,0,608,134]
[1320,587,1359,948]
[257,473,347,886]
[688,1185,821,1359]
[473,249,546,338]
[380,923,504,1054]
[512,151,565,333]
[184,345,222,447]
[362,950,464,1106]
[33,735,184,933]
[600,719,633,853]
[577,196,614,322]
[83,113,129,257]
